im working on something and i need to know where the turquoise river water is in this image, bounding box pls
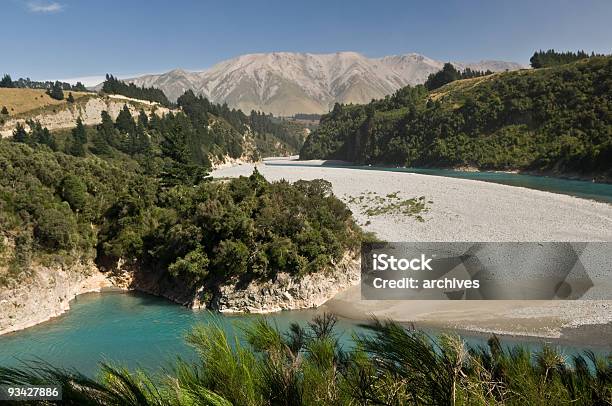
[0,291,608,377]
[265,163,612,203]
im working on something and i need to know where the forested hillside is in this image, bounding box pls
[300,56,612,180]
[99,74,306,157]
[1,80,343,294]
[102,74,171,106]
[0,124,360,293]
[176,90,306,157]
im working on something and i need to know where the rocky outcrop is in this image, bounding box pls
[0,260,112,335]
[208,252,360,313]
[102,252,361,314]
[0,248,360,335]
[0,95,172,137]
[210,154,258,170]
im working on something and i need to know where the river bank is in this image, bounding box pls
[0,250,360,337]
[0,261,113,336]
[212,159,612,340]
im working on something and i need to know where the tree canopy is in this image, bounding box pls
[102,74,171,106]
[529,49,606,68]
[46,81,64,100]
[424,63,493,91]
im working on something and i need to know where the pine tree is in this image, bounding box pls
[138,109,149,128]
[47,81,64,100]
[0,74,13,88]
[135,122,150,154]
[28,120,44,143]
[12,123,28,143]
[424,63,461,90]
[47,132,58,151]
[67,92,75,103]
[115,105,135,134]
[69,117,87,156]
[148,111,161,130]
[1,106,8,115]
[91,129,112,156]
[98,110,118,147]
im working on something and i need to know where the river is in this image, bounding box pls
[265,163,612,203]
[0,291,608,377]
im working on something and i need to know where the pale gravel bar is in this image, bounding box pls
[212,159,612,340]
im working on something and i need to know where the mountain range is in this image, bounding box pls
[124,52,524,116]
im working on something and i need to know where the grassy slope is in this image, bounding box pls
[0,88,92,117]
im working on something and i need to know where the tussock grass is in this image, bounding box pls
[1,315,609,405]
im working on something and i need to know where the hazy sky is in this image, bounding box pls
[2,0,611,84]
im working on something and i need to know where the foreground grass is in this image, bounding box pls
[0,316,610,405]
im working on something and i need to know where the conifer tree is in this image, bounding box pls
[98,110,117,146]
[47,81,64,100]
[424,63,461,90]
[1,106,8,115]
[0,74,13,88]
[69,117,87,156]
[67,92,75,103]
[12,123,28,143]
[115,105,135,134]
[91,130,112,156]
[138,109,149,128]
[135,122,150,154]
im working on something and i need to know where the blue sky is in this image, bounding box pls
[2,0,611,85]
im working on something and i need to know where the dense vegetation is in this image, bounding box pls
[176,90,306,155]
[294,113,322,121]
[424,63,493,91]
[0,73,87,91]
[300,56,612,179]
[1,317,610,405]
[249,110,307,152]
[100,72,307,153]
[102,74,172,106]
[530,49,607,68]
[0,102,358,290]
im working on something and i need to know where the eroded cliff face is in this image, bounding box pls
[0,260,112,335]
[209,252,360,313]
[102,252,361,314]
[0,95,171,137]
[0,240,359,336]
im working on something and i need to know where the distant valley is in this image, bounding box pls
[121,52,524,116]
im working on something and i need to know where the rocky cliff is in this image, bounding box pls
[102,252,361,314]
[0,94,172,138]
[0,259,112,335]
[0,249,360,336]
[210,252,360,313]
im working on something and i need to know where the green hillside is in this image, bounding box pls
[0,140,360,290]
[300,56,612,180]
[0,90,353,290]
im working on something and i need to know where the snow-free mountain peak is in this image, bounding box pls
[124,52,524,116]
